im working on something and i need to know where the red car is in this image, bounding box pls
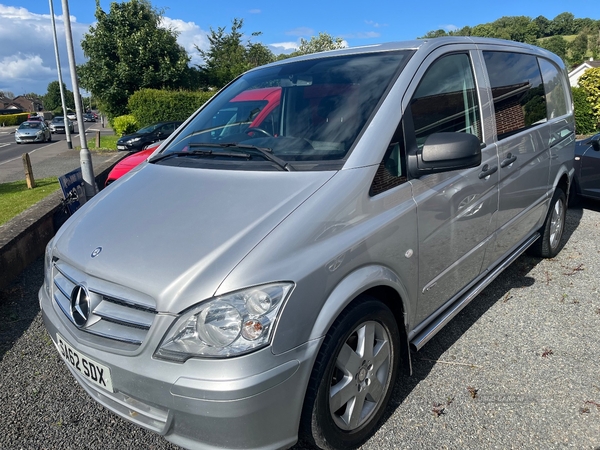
[104,87,281,186]
[105,145,158,186]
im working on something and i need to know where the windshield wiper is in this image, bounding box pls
[190,143,293,171]
[149,148,251,163]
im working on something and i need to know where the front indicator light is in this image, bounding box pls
[155,282,294,361]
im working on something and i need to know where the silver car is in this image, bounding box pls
[49,116,74,134]
[15,120,52,143]
[40,37,574,450]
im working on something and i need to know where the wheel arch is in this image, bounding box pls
[307,265,413,376]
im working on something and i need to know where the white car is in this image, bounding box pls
[66,112,77,121]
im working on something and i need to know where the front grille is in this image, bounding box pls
[52,260,157,346]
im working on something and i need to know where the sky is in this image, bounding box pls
[0,0,598,97]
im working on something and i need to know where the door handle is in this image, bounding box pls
[479,164,498,179]
[501,153,517,168]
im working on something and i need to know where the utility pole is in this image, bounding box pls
[61,0,97,198]
[48,0,72,149]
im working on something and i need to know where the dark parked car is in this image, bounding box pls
[117,121,182,152]
[83,113,96,122]
[572,133,600,201]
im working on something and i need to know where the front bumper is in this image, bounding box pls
[39,280,320,450]
[15,133,44,143]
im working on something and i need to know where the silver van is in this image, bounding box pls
[40,37,574,450]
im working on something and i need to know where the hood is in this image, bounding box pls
[117,132,145,143]
[53,163,334,312]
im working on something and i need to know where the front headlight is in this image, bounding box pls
[155,282,294,361]
[126,137,142,144]
[43,238,54,298]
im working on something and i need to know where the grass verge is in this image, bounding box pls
[85,133,119,152]
[0,177,60,226]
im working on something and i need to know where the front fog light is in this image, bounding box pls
[155,282,294,361]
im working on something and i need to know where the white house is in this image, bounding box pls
[568,57,600,87]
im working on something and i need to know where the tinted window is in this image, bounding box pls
[483,51,546,140]
[538,58,568,119]
[410,53,482,148]
[158,51,412,170]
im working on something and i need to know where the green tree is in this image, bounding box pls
[78,0,196,118]
[578,67,600,128]
[569,32,589,65]
[534,15,552,38]
[419,29,449,39]
[197,19,275,89]
[550,12,576,36]
[291,32,346,56]
[539,36,568,62]
[43,81,74,112]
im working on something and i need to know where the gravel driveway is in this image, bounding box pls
[1,203,599,450]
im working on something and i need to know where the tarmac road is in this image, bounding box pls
[0,122,118,185]
[0,202,599,449]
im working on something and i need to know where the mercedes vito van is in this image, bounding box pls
[40,37,574,450]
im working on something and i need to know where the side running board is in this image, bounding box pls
[410,233,540,351]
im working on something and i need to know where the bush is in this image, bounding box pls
[0,112,28,126]
[578,67,600,129]
[127,89,215,128]
[112,115,138,136]
[572,87,598,135]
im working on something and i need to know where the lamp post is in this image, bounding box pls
[48,0,72,149]
[61,0,97,198]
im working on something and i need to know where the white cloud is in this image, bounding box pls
[248,9,261,14]
[365,20,387,28]
[160,17,209,66]
[270,41,299,52]
[0,4,88,95]
[442,24,459,32]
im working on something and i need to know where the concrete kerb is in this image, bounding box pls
[0,153,127,292]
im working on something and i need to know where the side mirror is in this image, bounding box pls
[591,135,600,152]
[411,132,482,177]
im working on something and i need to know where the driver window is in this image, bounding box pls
[410,53,482,148]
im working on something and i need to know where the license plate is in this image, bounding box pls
[117,145,127,150]
[56,333,114,392]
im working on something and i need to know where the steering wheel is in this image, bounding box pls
[246,127,272,137]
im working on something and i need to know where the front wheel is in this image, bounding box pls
[300,298,400,449]
[529,188,566,258]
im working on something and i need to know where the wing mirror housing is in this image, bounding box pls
[410,132,482,178]
[591,135,600,152]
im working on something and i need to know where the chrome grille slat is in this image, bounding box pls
[84,321,146,345]
[52,260,157,347]
[93,301,154,329]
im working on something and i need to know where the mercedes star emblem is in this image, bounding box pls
[70,285,90,327]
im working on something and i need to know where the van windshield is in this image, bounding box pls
[155,50,412,171]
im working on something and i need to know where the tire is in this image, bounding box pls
[529,188,566,258]
[300,298,400,449]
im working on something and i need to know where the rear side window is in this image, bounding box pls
[538,58,568,119]
[483,51,546,140]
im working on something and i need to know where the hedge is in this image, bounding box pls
[572,87,597,135]
[127,89,215,129]
[0,112,29,126]
[112,115,138,136]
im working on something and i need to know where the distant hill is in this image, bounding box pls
[419,12,599,68]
